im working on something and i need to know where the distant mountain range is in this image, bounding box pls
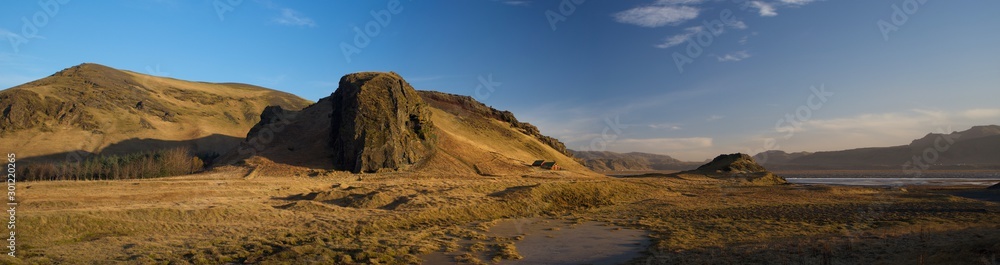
[569,150,701,171]
[753,125,1000,170]
[571,125,1000,172]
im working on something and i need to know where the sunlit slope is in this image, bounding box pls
[0,63,312,160]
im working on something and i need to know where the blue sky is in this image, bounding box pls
[2,0,999,161]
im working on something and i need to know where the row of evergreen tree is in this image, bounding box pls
[21,147,205,181]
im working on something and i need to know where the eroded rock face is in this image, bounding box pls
[329,72,434,173]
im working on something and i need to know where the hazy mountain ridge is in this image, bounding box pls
[754,125,1000,170]
[569,150,701,171]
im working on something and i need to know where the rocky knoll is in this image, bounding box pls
[696,153,768,173]
[328,72,434,173]
[681,153,786,185]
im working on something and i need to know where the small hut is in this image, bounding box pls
[541,161,560,170]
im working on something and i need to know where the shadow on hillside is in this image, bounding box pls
[20,134,243,164]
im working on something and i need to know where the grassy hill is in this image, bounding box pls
[0,63,312,162]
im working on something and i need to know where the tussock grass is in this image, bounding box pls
[492,242,522,261]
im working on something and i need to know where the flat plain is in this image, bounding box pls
[7,167,999,264]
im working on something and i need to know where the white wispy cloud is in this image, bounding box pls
[751,1,778,16]
[790,108,998,140]
[778,0,818,5]
[749,0,821,17]
[716,50,751,62]
[615,137,714,150]
[961,108,1000,119]
[614,6,700,27]
[274,8,316,27]
[707,115,725,121]
[654,19,746,49]
[655,0,705,4]
[728,20,748,29]
[648,123,683,130]
[502,1,530,6]
[655,26,703,48]
[739,107,998,155]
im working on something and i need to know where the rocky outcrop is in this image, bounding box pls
[225,72,589,175]
[329,72,434,173]
[989,182,1000,190]
[0,89,99,133]
[681,153,786,185]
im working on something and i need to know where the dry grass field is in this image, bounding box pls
[6,166,999,264]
